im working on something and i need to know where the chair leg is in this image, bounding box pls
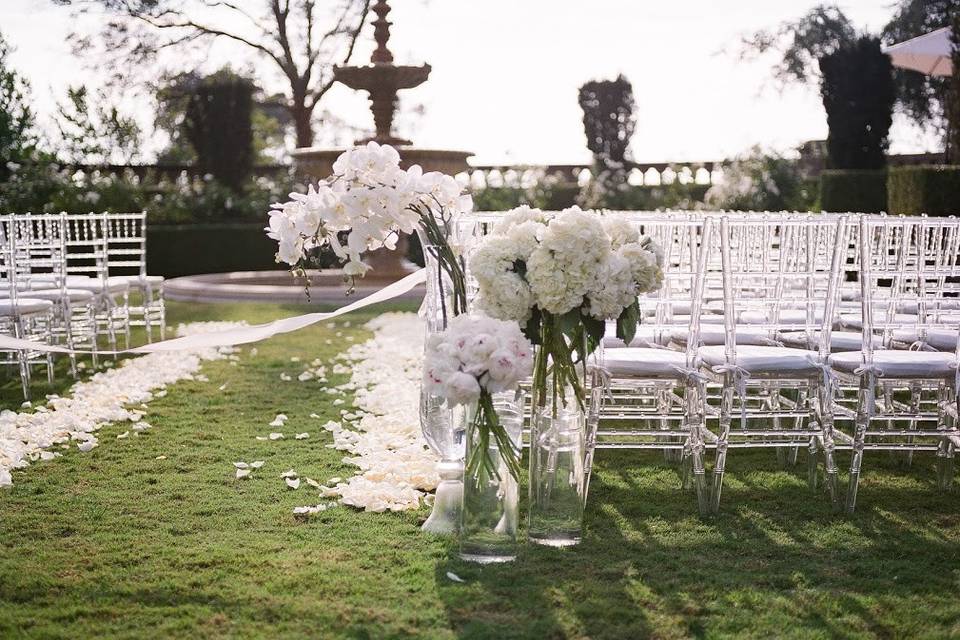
[936,390,955,492]
[147,285,155,344]
[710,384,734,515]
[806,435,818,490]
[845,376,874,515]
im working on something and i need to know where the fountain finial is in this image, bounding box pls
[370,0,394,64]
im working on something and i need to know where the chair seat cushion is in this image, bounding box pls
[63,277,129,294]
[840,313,960,330]
[892,329,958,351]
[698,345,821,375]
[668,326,776,346]
[601,327,667,349]
[828,350,957,378]
[779,330,883,352]
[739,309,826,325]
[669,314,725,325]
[599,348,690,378]
[21,288,96,303]
[0,298,55,315]
[112,275,164,288]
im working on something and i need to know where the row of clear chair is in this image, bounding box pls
[0,212,165,399]
[463,210,960,516]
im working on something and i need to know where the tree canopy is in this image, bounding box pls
[54,0,371,148]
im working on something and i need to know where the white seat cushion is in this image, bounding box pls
[63,276,129,294]
[839,313,919,330]
[828,350,957,378]
[668,326,776,346]
[112,275,164,288]
[892,329,959,351]
[779,330,883,351]
[0,298,55,315]
[600,348,690,378]
[739,309,826,325]
[21,288,96,303]
[669,314,725,325]
[698,345,821,375]
[896,299,960,314]
[602,327,667,349]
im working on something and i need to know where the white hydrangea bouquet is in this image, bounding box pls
[423,314,534,480]
[471,205,663,411]
[265,142,472,313]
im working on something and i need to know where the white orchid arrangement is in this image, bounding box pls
[471,205,663,410]
[423,313,534,481]
[265,142,472,312]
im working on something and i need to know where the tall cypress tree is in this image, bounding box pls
[819,36,896,169]
[184,74,254,191]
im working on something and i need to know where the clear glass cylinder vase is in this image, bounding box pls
[459,390,524,563]
[528,392,587,547]
[418,237,465,535]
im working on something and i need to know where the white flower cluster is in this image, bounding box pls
[471,206,664,322]
[265,142,472,276]
[423,314,534,406]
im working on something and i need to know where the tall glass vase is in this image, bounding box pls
[419,235,466,535]
[459,389,524,563]
[528,394,587,547]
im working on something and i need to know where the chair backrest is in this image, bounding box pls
[857,215,960,362]
[61,213,109,282]
[715,215,849,364]
[103,212,148,278]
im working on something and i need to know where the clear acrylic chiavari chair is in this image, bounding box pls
[103,212,166,342]
[593,215,716,515]
[61,213,130,352]
[827,216,960,513]
[0,217,56,399]
[5,214,99,375]
[698,215,851,513]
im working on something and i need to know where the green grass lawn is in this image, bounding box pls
[1,300,959,639]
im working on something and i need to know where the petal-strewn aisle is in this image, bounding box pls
[0,322,247,488]
[312,312,439,512]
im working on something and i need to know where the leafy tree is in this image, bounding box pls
[819,37,895,170]
[55,85,142,164]
[743,2,960,139]
[155,69,289,165]
[54,0,371,147]
[183,74,255,190]
[577,74,636,207]
[0,31,36,183]
[739,5,856,87]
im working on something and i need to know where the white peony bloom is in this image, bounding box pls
[422,313,534,406]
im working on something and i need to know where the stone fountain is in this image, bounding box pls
[292,0,472,179]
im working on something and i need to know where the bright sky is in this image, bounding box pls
[0,0,943,165]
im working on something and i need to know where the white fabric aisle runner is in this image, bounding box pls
[0,269,426,355]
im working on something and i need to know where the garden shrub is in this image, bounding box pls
[887,165,960,215]
[820,169,887,212]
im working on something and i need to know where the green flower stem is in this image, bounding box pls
[464,390,522,485]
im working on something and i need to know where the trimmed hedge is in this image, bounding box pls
[147,223,281,278]
[887,165,960,216]
[819,169,888,213]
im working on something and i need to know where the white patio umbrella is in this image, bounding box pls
[882,27,953,77]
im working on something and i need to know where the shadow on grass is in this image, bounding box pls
[433,449,959,639]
